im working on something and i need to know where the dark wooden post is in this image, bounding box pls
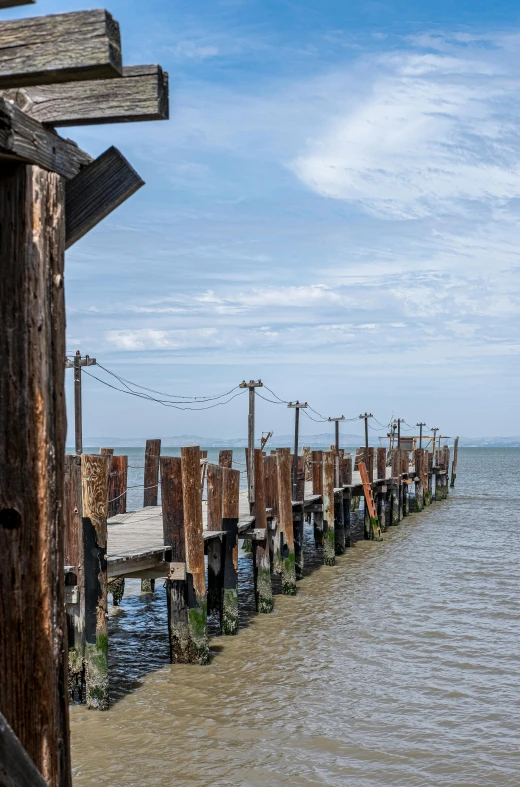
[64,454,85,701]
[344,454,353,485]
[181,446,209,663]
[252,448,273,612]
[368,447,375,481]
[0,162,72,786]
[293,503,305,579]
[450,437,459,487]
[81,453,110,710]
[334,489,346,555]
[219,449,233,468]
[277,449,296,594]
[296,454,306,502]
[263,455,280,572]
[161,456,190,662]
[311,450,324,546]
[222,467,240,635]
[100,447,114,456]
[322,451,335,565]
[143,438,161,506]
[206,464,225,622]
[107,455,128,518]
[377,447,386,480]
[414,449,424,511]
[342,489,352,547]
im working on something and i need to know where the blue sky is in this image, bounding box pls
[6,0,520,440]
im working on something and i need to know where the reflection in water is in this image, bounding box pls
[71,449,520,786]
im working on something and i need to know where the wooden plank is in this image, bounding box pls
[65,146,144,249]
[0,10,122,89]
[181,446,209,663]
[81,453,110,710]
[144,439,161,507]
[0,163,71,787]
[5,65,169,127]
[0,711,48,787]
[108,549,172,578]
[0,97,92,178]
[0,0,35,7]
[221,467,240,635]
[322,451,335,565]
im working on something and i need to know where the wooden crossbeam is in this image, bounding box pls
[0,96,91,178]
[3,65,169,127]
[65,146,144,248]
[0,10,122,89]
[0,0,35,7]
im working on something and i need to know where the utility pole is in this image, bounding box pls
[416,422,427,449]
[65,350,97,454]
[288,401,308,499]
[239,379,263,505]
[395,418,404,449]
[431,427,439,460]
[389,421,397,450]
[328,416,345,487]
[359,412,373,455]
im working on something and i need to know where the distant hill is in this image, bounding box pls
[80,433,520,448]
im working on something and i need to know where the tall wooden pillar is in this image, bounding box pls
[252,449,273,611]
[206,464,224,620]
[450,437,459,487]
[311,450,324,546]
[322,451,335,565]
[0,163,72,786]
[221,467,240,634]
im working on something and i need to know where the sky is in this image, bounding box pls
[6,0,520,440]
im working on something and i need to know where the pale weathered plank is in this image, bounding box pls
[4,65,169,127]
[65,146,144,248]
[0,97,92,178]
[0,10,122,89]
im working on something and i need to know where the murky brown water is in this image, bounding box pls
[71,449,520,786]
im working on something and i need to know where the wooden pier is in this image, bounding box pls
[61,438,458,711]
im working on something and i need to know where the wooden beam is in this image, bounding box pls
[0,0,35,6]
[65,146,144,249]
[0,711,48,787]
[0,97,92,178]
[221,467,240,635]
[4,65,169,127]
[0,163,71,787]
[0,10,122,89]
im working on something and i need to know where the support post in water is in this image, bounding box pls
[181,446,209,663]
[252,448,273,611]
[293,503,304,579]
[334,489,346,555]
[142,438,161,592]
[322,451,336,565]
[206,464,225,622]
[414,448,424,511]
[64,454,85,700]
[311,450,324,546]
[450,436,459,487]
[219,449,233,468]
[106,454,128,604]
[343,488,352,547]
[277,449,296,593]
[221,467,240,634]
[82,453,110,710]
[161,456,190,662]
[263,455,280,572]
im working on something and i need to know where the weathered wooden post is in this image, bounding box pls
[0,161,72,785]
[414,449,424,512]
[219,449,233,468]
[64,454,84,700]
[368,447,375,481]
[206,464,225,622]
[334,489,346,555]
[377,447,386,481]
[107,454,128,517]
[343,453,353,485]
[144,438,161,506]
[322,451,335,565]
[142,438,161,591]
[221,467,240,634]
[161,456,190,662]
[82,453,111,710]
[293,503,305,579]
[276,449,296,593]
[311,450,324,546]
[263,454,280,571]
[302,445,311,481]
[252,448,273,611]
[181,446,209,663]
[450,437,459,487]
[342,488,352,547]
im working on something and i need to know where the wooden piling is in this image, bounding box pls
[143,438,161,507]
[450,437,459,487]
[377,447,386,480]
[81,453,111,710]
[295,454,306,501]
[0,162,72,785]
[161,456,191,662]
[334,489,346,555]
[107,454,128,518]
[277,449,296,594]
[252,449,273,611]
[264,455,280,571]
[414,449,424,512]
[206,464,225,620]
[221,467,240,634]
[343,489,352,547]
[219,449,233,468]
[64,454,84,701]
[311,450,324,546]
[368,447,375,481]
[180,446,209,663]
[322,451,335,565]
[302,445,311,481]
[293,503,305,579]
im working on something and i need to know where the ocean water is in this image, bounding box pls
[70,448,520,787]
